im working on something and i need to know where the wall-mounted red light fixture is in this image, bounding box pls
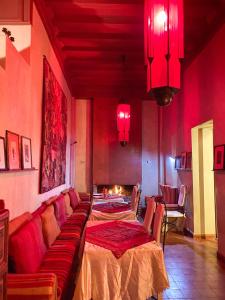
[117,103,130,147]
[144,0,184,106]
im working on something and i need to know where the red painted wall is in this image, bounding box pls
[162,24,225,256]
[0,5,73,219]
[93,97,142,185]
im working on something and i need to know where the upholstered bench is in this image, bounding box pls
[6,188,91,300]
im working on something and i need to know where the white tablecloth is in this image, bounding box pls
[89,209,137,221]
[93,197,125,204]
[73,221,169,300]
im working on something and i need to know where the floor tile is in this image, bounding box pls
[161,232,225,300]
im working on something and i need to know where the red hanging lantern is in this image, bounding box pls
[144,0,184,105]
[117,104,130,147]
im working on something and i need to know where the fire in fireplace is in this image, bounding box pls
[94,184,134,197]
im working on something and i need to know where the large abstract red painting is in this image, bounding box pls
[40,57,67,193]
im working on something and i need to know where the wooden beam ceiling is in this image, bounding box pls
[34,0,225,99]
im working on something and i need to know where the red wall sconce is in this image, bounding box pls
[144,0,184,106]
[117,103,131,147]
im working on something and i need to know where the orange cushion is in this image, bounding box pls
[63,193,73,216]
[41,205,61,247]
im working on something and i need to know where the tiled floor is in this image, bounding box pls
[161,232,225,299]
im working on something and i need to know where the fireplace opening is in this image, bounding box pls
[93,184,135,201]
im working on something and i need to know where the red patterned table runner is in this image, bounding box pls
[86,221,154,258]
[92,202,130,213]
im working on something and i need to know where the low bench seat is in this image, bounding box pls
[6,187,92,300]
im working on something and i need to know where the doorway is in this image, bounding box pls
[191,120,217,239]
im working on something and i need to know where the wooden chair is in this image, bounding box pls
[130,185,140,215]
[143,197,156,233]
[165,184,187,231]
[152,203,165,244]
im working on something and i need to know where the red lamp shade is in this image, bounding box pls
[117,104,130,147]
[144,0,183,105]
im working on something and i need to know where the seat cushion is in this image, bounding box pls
[65,218,86,228]
[79,192,91,202]
[39,246,76,298]
[54,195,67,228]
[41,205,61,247]
[53,238,80,251]
[59,226,82,240]
[74,207,89,214]
[78,202,91,211]
[167,210,184,218]
[9,216,47,273]
[69,211,87,220]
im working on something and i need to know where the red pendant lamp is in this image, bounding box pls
[144,0,184,105]
[117,103,131,147]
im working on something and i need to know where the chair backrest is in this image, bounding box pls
[152,203,165,243]
[143,197,156,233]
[178,184,186,207]
[130,185,139,212]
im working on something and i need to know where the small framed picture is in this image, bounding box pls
[0,137,6,170]
[6,131,20,170]
[181,152,187,169]
[21,136,32,169]
[214,145,225,170]
[186,152,192,169]
[175,156,182,169]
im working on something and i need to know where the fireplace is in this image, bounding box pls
[93,184,135,200]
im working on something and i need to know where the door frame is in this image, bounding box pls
[191,120,217,238]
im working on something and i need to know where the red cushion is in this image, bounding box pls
[68,189,79,210]
[9,216,47,273]
[54,195,67,228]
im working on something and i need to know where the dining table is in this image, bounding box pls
[89,201,137,221]
[92,194,125,205]
[73,220,169,300]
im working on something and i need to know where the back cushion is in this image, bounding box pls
[41,205,61,247]
[9,212,32,236]
[68,189,79,210]
[9,216,47,273]
[63,193,73,216]
[54,195,67,227]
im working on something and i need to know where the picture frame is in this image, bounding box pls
[21,136,32,169]
[0,136,6,170]
[186,152,192,170]
[181,152,187,169]
[175,156,182,169]
[6,131,20,170]
[214,145,225,170]
[40,58,67,193]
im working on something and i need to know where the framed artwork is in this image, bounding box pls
[6,131,20,170]
[181,152,187,169]
[214,145,225,170]
[175,156,182,169]
[0,137,6,170]
[40,57,67,193]
[186,152,192,169]
[21,136,32,169]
